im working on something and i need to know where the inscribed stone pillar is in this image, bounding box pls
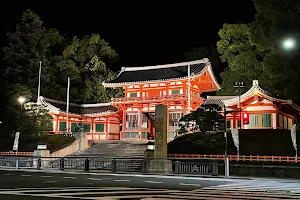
[154,104,168,158]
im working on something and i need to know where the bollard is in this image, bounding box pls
[37,158,41,170]
[111,159,117,173]
[174,161,180,174]
[60,158,64,171]
[141,159,147,174]
[84,159,89,172]
[212,161,218,176]
[16,158,19,169]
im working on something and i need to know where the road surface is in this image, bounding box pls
[1,169,300,199]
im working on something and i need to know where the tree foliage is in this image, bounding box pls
[3,9,64,100]
[184,46,222,78]
[217,0,300,104]
[58,34,123,103]
[0,10,122,147]
[180,104,225,133]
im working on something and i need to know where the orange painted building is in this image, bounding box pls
[205,80,300,130]
[40,97,121,140]
[103,58,220,140]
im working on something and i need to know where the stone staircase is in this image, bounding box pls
[70,140,149,158]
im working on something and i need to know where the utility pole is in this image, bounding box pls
[66,77,70,134]
[233,81,245,156]
[37,61,42,104]
[187,64,191,114]
[224,105,229,177]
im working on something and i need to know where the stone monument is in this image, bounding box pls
[148,104,172,173]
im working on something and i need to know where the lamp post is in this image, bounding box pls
[18,96,26,111]
[37,61,42,104]
[224,105,229,177]
[15,96,25,169]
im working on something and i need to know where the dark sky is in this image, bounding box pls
[0,1,256,68]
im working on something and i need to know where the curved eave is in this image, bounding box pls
[103,64,219,88]
[206,63,221,90]
[222,85,274,106]
[40,96,120,116]
[282,101,300,113]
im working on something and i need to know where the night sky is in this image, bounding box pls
[0,1,256,68]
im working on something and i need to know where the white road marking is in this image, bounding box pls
[63,177,75,179]
[114,179,130,182]
[21,174,31,177]
[43,181,56,183]
[41,176,52,178]
[179,183,201,187]
[3,174,11,175]
[145,181,163,184]
[87,178,102,181]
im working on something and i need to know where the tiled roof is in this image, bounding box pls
[204,96,236,107]
[40,97,118,116]
[204,80,300,113]
[104,59,218,85]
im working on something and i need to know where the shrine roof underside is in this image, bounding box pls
[204,80,300,113]
[103,58,220,88]
[40,96,118,116]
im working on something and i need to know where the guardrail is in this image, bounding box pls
[168,154,300,163]
[0,156,218,176]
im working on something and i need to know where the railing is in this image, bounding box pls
[0,156,218,176]
[1,156,300,179]
[168,154,300,163]
[0,152,33,156]
[112,94,204,104]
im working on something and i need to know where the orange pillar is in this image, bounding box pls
[138,104,143,139]
[122,105,127,139]
[125,86,128,98]
[55,117,59,132]
[91,118,94,140]
[105,116,109,140]
[166,82,169,96]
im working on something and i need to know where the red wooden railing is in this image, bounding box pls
[167,154,300,163]
[0,152,34,156]
[112,94,204,104]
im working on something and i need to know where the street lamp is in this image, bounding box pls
[283,38,296,50]
[18,96,26,111]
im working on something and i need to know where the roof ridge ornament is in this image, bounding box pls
[253,80,259,86]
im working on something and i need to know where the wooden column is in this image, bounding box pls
[125,86,128,98]
[138,103,143,139]
[91,118,94,140]
[183,81,186,95]
[122,105,127,139]
[55,117,59,132]
[139,85,143,97]
[105,116,109,140]
[166,82,169,96]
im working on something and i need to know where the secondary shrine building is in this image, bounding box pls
[40,97,121,140]
[41,58,220,141]
[205,80,300,130]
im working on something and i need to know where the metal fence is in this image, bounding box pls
[2,156,299,179]
[0,156,218,176]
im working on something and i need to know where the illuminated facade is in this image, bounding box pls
[205,80,300,130]
[103,58,220,140]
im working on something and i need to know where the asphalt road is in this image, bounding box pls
[1,169,300,199]
[0,169,232,190]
